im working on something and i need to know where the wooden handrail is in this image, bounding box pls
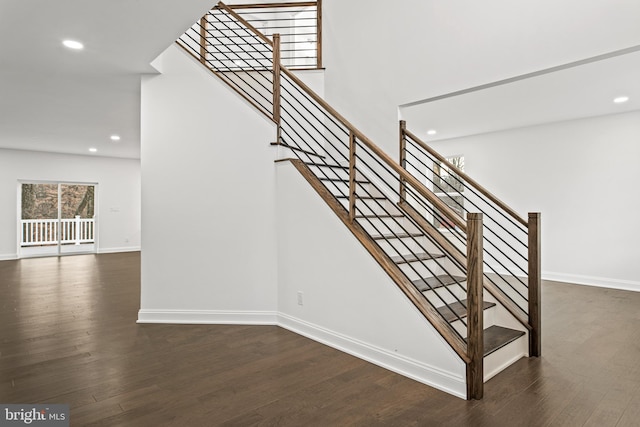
[402,126,528,228]
[216,2,274,47]
[280,67,467,232]
[226,2,318,9]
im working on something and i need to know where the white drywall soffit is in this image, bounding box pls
[400,47,640,142]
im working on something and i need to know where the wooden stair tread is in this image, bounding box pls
[465,325,526,357]
[391,252,444,264]
[436,300,496,323]
[372,232,423,240]
[270,142,325,159]
[336,194,386,200]
[413,275,466,292]
[320,177,367,184]
[305,162,347,169]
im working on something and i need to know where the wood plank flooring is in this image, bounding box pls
[1,252,640,426]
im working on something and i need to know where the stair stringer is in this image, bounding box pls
[276,159,467,398]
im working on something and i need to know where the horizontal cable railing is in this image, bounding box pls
[178,1,544,396]
[227,1,321,69]
[178,3,276,120]
[279,71,472,343]
[400,123,541,336]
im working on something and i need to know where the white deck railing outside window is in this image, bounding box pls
[21,216,95,246]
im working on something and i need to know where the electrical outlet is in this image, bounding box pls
[297,291,303,306]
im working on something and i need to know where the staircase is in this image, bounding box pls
[176,1,541,400]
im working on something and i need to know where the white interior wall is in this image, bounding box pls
[0,148,140,260]
[138,43,467,397]
[322,0,640,152]
[430,111,640,290]
[138,45,279,322]
[320,0,640,290]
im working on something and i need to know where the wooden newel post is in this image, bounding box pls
[272,33,281,126]
[348,131,357,222]
[528,212,542,357]
[199,17,207,65]
[399,120,407,202]
[466,212,484,400]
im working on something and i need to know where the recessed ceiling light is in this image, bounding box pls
[89,148,97,153]
[110,135,121,141]
[63,40,84,50]
[427,129,437,135]
[613,96,629,104]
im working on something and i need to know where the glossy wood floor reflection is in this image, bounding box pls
[1,253,640,426]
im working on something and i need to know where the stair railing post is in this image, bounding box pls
[399,120,407,202]
[74,215,81,245]
[348,131,357,222]
[272,33,281,129]
[466,212,484,400]
[199,16,207,65]
[528,212,542,357]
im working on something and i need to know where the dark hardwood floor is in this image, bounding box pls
[1,252,639,426]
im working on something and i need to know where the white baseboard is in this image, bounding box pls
[543,271,640,293]
[0,253,17,261]
[277,313,466,399]
[137,309,278,325]
[98,246,141,254]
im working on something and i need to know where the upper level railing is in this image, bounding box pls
[400,123,541,356]
[227,1,321,69]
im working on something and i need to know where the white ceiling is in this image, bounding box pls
[400,47,640,143]
[0,0,213,159]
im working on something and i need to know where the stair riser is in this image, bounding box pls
[422,284,467,306]
[307,165,366,182]
[375,236,434,256]
[483,334,528,382]
[357,217,420,235]
[323,181,385,198]
[342,199,402,217]
[398,259,445,281]
[447,307,496,337]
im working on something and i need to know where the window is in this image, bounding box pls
[433,156,464,229]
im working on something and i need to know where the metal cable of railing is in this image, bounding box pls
[350,142,469,310]
[402,131,530,312]
[404,151,529,286]
[280,73,470,331]
[179,12,275,115]
[185,5,483,346]
[231,2,320,69]
[405,138,527,253]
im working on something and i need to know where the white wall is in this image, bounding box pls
[138,43,467,397]
[430,111,640,291]
[322,0,640,152]
[275,161,466,397]
[138,44,279,322]
[0,148,140,259]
